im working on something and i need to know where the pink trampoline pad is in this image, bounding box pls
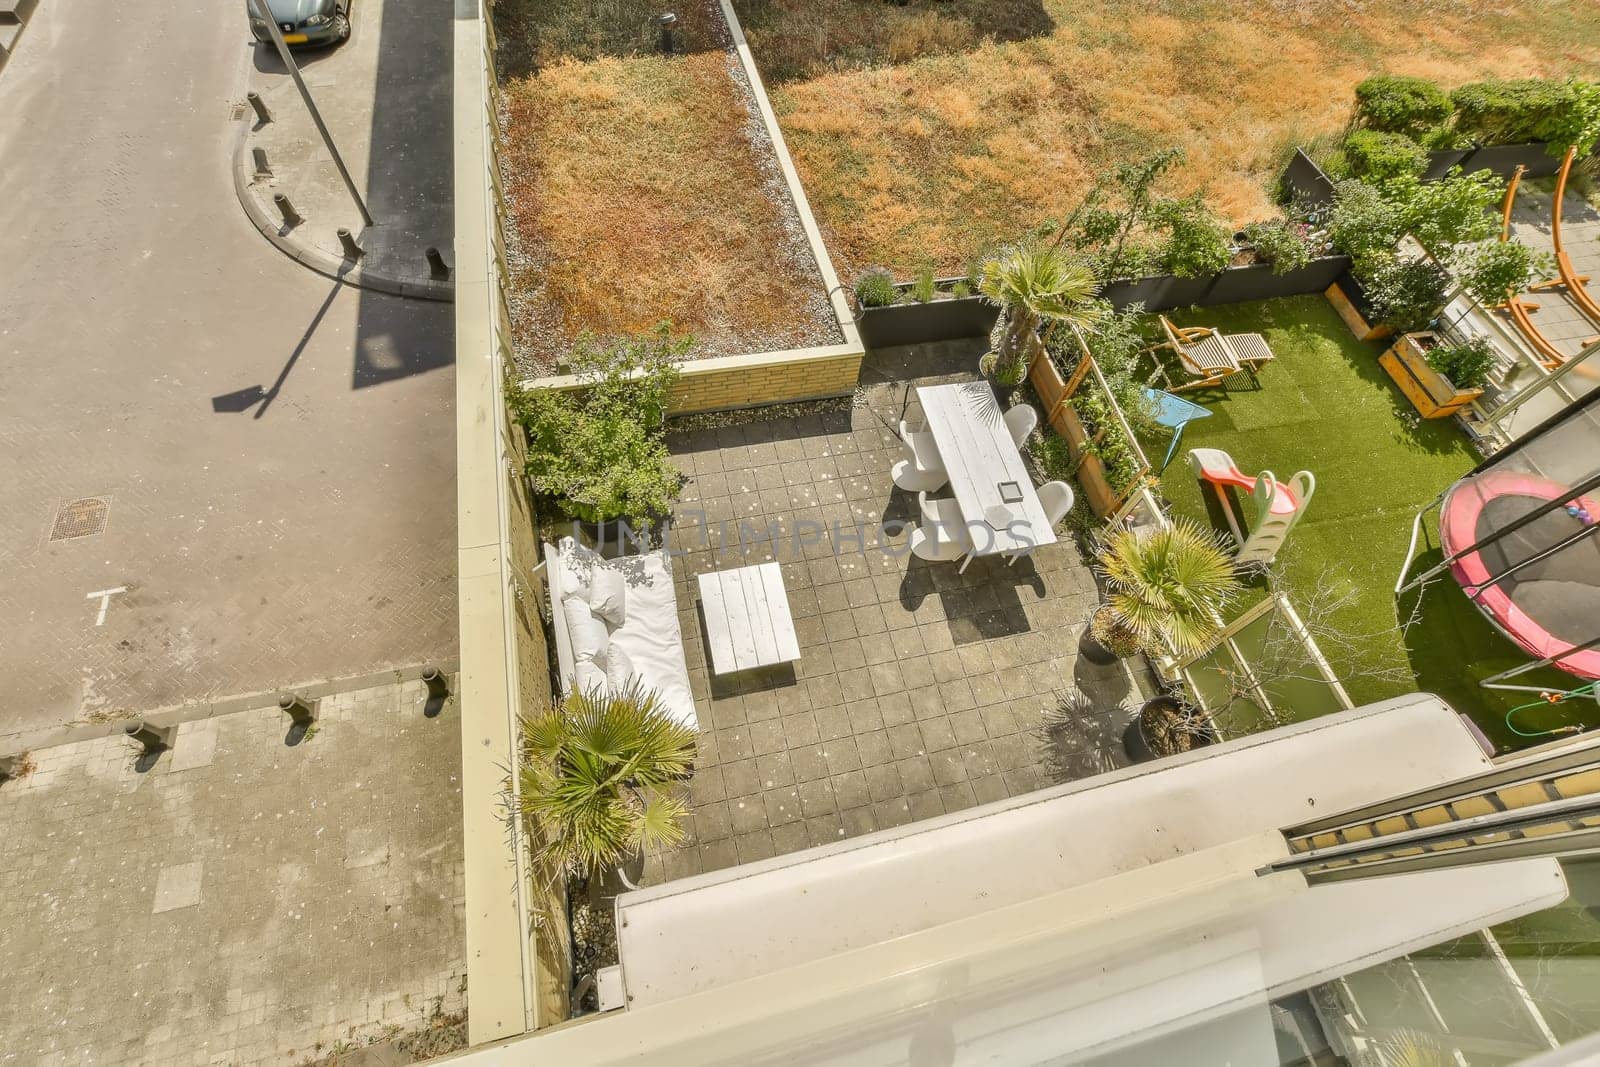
[1441,469,1600,680]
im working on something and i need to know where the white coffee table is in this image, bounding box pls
[697,562,800,676]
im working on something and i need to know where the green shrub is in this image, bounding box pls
[510,325,686,527]
[1454,240,1553,307]
[1354,75,1453,137]
[1328,180,1405,272]
[1151,194,1231,278]
[1031,429,1080,482]
[1073,301,1160,436]
[1318,148,1352,183]
[854,268,899,308]
[909,264,936,303]
[1452,78,1600,152]
[1330,169,1503,269]
[1425,335,1497,390]
[1242,220,1313,275]
[1389,169,1504,251]
[1344,129,1428,181]
[1547,80,1600,155]
[1363,256,1450,333]
[950,280,972,298]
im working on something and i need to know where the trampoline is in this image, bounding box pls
[1400,391,1600,693]
[1439,469,1600,679]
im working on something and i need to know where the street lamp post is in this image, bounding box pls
[247,0,374,227]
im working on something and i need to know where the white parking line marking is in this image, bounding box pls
[86,587,127,627]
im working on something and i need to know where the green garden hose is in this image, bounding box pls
[1506,681,1600,738]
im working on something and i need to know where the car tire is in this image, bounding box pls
[334,12,350,39]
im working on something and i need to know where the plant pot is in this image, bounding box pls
[1324,273,1393,342]
[1081,604,1140,664]
[1379,331,1484,419]
[1058,404,1118,518]
[1123,696,1216,763]
[978,352,1026,394]
[571,514,666,556]
[854,288,1000,349]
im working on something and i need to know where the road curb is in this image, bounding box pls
[230,111,453,303]
[0,657,464,757]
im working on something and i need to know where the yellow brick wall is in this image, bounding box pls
[666,352,864,414]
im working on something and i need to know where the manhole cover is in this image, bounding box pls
[50,497,110,541]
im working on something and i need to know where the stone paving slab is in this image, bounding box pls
[0,679,465,1066]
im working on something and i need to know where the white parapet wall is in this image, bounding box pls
[453,0,570,1043]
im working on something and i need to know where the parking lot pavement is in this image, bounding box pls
[0,0,456,740]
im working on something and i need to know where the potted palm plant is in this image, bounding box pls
[976,239,1101,388]
[518,681,697,904]
[1080,519,1241,761]
[1086,518,1240,661]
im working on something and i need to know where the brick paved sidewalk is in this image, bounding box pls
[0,679,465,1066]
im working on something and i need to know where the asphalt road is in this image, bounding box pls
[0,0,456,738]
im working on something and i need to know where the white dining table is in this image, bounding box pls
[916,382,1057,564]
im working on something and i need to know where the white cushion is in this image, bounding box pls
[558,537,594,601]
[562,596,610,665]
[573,659,608,697]
[602,642,634,691]
[588,568,627,628]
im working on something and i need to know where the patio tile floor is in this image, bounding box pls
[642,341,1158,885]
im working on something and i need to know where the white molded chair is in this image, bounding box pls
[1038,480,1075,525]
[891,429,948,491]
[1006,480,1074,565]
[892,454,948,493]
[898,419,947,472]
[1003,404,1038,449]
[909,493,973,566]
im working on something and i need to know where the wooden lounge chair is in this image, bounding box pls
[1149,315,1275,392]
[1549,146,1600,332]
[1495,165,1574,369]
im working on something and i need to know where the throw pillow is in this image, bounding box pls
[588,568,627,629]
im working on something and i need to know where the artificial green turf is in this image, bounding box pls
[1148,295,1587,753]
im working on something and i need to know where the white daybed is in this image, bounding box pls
[543,537,698,730]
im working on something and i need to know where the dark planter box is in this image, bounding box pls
[854,284,1000,350]
[1457,141,1564,180]
[1098,255,1351,314]
[1098,272,1212,313]
[1279,148,1336,208]
[1422,148,1474,180]
[1203,256,1351,305]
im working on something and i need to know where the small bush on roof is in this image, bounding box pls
[1426,336,1497,391]
[1354,75,1452,138]
[1149,194,1231,279]
[1363,256,1450,334]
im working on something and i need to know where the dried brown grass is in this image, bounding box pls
[749,0,1600,277]
[496,1,835,369]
